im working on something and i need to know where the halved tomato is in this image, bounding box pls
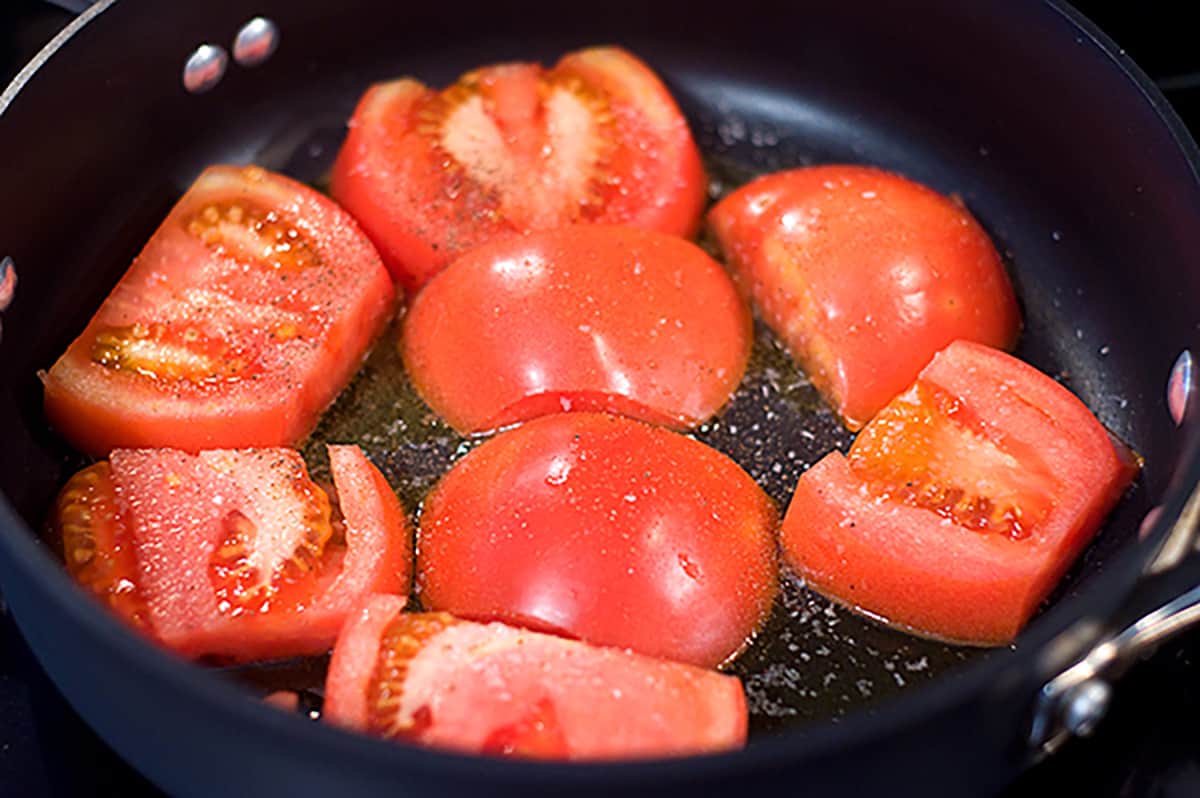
[43,165,395,458]
[781,341,1138,645]
[402,225,751,434]
[708,165,1020,430]
[331,47,705,292]
[52,445,411,661]
[323,597,748,760]
[416,412,778,668]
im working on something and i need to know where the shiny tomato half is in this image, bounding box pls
[781,341,1138,645]
[402,225,751,434]
[323,597,747,760]
[43,165,395,458]
[417,412,778,668]
[331,47,705,292]
[52,445,411,661]
[709,165,1020,430]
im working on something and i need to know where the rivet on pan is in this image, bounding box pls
[233,17,279,67]
[183,44,229,94]
[1168,349,1194,426]
[1061,678,1111,738]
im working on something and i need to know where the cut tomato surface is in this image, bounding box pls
[416,412,777,668]
[323,598,748,760]
[331,47,705,292]
[781,341,1138,645]
[43,165,395,458]
[402,225,751,434]
[51,445,411,662]
[708,165,1020,430]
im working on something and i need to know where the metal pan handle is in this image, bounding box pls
[1030,350,1200,753]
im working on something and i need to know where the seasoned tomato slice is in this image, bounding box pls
[402,225,751,434]
[781,341,1138,645]
[417,412,778,668]
[708,165,1020,430]
[50,445,411,662]
[323,597,748,760]
[331,47,705,292]
[43,165,395,458]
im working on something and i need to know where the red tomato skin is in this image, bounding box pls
[402,225,751,434]
[44,165,395,458]
[331,47,705,293]
[416,412,778,668]
[708,165,1020,430]
[781,341,1137,645]
[323,599,748,760]
[104,445,410,662]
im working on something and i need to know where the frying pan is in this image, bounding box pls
[3,0,1200,795]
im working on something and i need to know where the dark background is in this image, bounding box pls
[3,1,1200,795]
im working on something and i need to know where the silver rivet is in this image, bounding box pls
[1168,350,1194,426]
[183,44,229,94]
[233,17,279,67]
[1062,679,1111,738]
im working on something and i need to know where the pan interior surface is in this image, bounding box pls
[1,0,1198,792]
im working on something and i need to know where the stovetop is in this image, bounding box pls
[4,2,1200,795]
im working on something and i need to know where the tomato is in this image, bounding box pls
[323,597,748,759]
[416,412,777,668]
[331,47,705,292]
[43,165,395,458]
[780,341,1138,645]
[52,445,411,661]
[708,165,1020,430]
[402,225,751,434]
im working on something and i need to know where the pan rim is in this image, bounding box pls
[1,0,1199,787]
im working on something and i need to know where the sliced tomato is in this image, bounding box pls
[323,598,748,760]
[43,165,395,458]
[780,341,1138,645]
[708,165,1020,430]
[402,225,751,434]
[331,47,705,292]
[416,412,777,668]
[51,445,411,661]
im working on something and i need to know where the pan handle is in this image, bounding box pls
[1030,350,1200,753]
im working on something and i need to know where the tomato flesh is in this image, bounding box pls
[331,47,705,292]
[781,341,1138,645]
[52,445,411,661]
[416,412,778,668]
[43,165,395,457]
[708,165,1020,429]
[323,597,748,760]
[402,225,751,434]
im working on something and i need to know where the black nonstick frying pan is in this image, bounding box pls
[4,1,1200,795]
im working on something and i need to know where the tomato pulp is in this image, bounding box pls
[331,47,706,292]
[781,341,1138,645]
[43,165,395,457]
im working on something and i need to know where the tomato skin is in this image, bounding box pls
[331,47,705,293]
[43,165,395,458]
[708,165,1020,430]
[54,445,411,662]
[416,412,778,668]
[781,341,1137,645]
[323,599,748,760]
[402,225,751,434]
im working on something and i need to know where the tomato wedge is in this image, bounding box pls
[708,165,1020,430]
[43,165,395,458]
[331,47,706,292]
[402,225,751,434]
[323,597,748,760]
[52,445,411,661]
[781,341,1138,645]
[417,412,778,668]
